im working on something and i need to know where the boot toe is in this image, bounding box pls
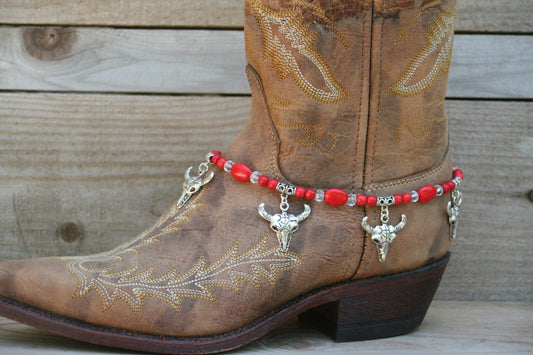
[0,262,17,299]
[0,258,81,313]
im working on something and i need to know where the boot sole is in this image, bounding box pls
[0,253,449,354]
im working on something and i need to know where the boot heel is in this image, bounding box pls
[300,253,450,342]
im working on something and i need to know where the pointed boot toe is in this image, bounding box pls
[0,258,83,313]
[0,262,15,298]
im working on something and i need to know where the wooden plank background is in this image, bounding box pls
[1,28,531,98]
[0,0,531,306]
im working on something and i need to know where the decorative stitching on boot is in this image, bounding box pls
[366,148,451,192]
[394,116,445,143]
[62,193,301,313]
[393,0,443,45]
[277,122,338,151]
[389,10,455,97]
[249,0,348,103]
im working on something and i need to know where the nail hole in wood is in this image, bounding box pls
[57,222,82,243]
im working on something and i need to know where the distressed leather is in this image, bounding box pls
[0,0,455,338]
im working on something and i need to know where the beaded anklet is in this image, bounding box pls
[177,151,464,262]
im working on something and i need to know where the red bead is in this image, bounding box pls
[394,194,403,205]
[356,194,367,206]
[216,157,227,169]
[402,192,412,203]
[305,189,316,200]
[267,179,279,190]
[324,188,348,206]
[210,150,222,157]
[453,168,464,180]
[231,163,252,182]
[295,187,306,198]
[367,195,377,207]
[258,175,269,186]
[211,155,220,164]
[418,185,437,203]
[444,180,456,194]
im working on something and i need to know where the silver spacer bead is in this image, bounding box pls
[453,176,462,186]
[377,196,395,206]
[410,190,419,203]
[205,152,215,164]
[276,182,296,196]
[435,184,444,196]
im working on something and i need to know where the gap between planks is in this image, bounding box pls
[0,27,531,99]
[0,0,531,32]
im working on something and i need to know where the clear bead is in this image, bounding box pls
[250,171,261,184]
[347,194,357,207]
[223,160,234,172]
[315,189,324,203]
[410,190,419,203]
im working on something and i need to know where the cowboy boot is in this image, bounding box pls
[0,0,463,353]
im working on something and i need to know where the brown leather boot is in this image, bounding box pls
[0,0,463,353]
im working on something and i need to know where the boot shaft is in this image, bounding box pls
[232,0,455,189]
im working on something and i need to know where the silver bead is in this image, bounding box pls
[250,171,261,184]
[378,196,395,206]
[410,190,419,203]
[315,189,324,202]
[435,185,443,196]
[223,160,234,172]
[347,194,357,207]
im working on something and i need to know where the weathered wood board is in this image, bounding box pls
[0,301,531,354]
[1,27,532,98]
[0,0,531,33]
[0,94,531,302]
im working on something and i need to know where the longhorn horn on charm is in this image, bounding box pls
[258,203,273,222]
[184,167,193,180]
[201,171,215,185]
[297,204,311,222]
[394,214,407,232]
[361,216,374,234]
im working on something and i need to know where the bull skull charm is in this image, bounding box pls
[258,194,311,252]
[361,203,407,262]
[447,189,463,240]
[177,163,214,208]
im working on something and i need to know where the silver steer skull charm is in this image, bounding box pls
[361,212,407,263]
[447,189,463,240]
[258,195,311,252]
[177,166,214,208]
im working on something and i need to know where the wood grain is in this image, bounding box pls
[0,93,250,259]
[0,301,531,354]
[1,27,531,98]
[0,93,531,302]
[439,100,533,303]
[0,0,531,32]
[0,0,245,28]
[0,27,249,94]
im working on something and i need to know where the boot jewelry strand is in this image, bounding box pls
[178,151,464,261]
